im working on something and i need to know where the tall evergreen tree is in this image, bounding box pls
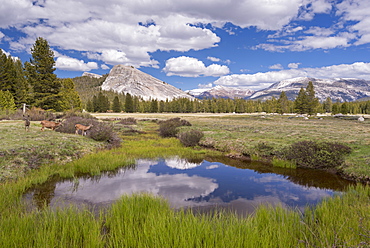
[112,96,122,112]
[12,59,29,106]
[95,91,109,112]
[323,97,333,113]
[277,91,290,114]
[92,95,98,112]
[0,51,14,92]
[150,99,158,113]
[25,37,60,110]
[0,90,16,110]
[86,99,94,112]
[305,81,319,115]
[125,93,134,113]
[59,78,82,111]
[294,87,307,114]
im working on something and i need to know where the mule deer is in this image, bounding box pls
[75,124,93,136]
[40,120,62,131]
[23,115,30,131]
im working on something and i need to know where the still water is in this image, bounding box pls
[25,156,354,216]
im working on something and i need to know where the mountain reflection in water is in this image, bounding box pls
[25,156,354,216]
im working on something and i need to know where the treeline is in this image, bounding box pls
[0,37,81,112]
[83,87,370,115]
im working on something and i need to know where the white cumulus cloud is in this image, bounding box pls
[163,56,230,77]
[288,63,301,69]
[269,64,283,70]
[55,56,98,71]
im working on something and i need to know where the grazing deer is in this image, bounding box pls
[23,115,30,132]
[40,120,62,131]
[75,124,93,136]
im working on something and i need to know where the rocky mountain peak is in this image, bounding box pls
[101,65,194,101]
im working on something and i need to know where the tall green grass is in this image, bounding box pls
[272,157,297,168]
[0,119,369,247]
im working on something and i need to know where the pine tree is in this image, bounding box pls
[0,51,14,92]
[86,99,94,112]
[96,92,109,112]
[0,90,16,110]
[323,97,333,113]
[59,78,82,111]
[92,95,98,112]
[112,96,121,112]
[25,37,60,110]
[305,81,319,115]
[294,87,307,114]
[12,59,29,106]
[277,91,290,114]
[125,93,134,113]
[150,99,158,113]
[0,51,29,107]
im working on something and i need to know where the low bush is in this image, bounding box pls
[252,142,275,157]
[158,118,191,138]
[177,129,204,147]
[1,107,55,121]
[57,116,121,149]
[117,117,137,125]
[56,116,93,134]
[280,141,352,169]
[62,110,97,120]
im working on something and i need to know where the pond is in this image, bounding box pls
[24,156,354,216]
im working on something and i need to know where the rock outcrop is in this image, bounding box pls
[82,72,102,79]
[101,65,194,101]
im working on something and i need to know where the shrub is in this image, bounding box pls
[118,117,137,125]
[158,118,191,138]
[56,116,93,134]
[177,129,204,147]
[281,141,352,169]
[56,116,121,149]
[62,110,97,120]
[253,142,275,157]
[1,107,55,121]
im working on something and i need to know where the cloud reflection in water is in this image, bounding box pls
[37,157,349,215]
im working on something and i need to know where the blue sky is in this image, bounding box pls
[1,0,370,91]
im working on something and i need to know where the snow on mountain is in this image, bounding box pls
[96,67,370,103]
[249,77,370,102]
[187,85,255,99]
[101,65,194,101]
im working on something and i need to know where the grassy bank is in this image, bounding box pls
[92,113,370,182]
[0,120,369,246]
[0,120,101,181]
[0,114,369,247]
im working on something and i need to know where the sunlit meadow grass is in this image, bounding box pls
[0,114,369,247]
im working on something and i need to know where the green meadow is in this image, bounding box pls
[0,114,369,247]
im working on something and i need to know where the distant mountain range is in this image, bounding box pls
[249,77,370,102]
[186,85,255,99]
[83,66,370,102]
[187,77,370,102]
